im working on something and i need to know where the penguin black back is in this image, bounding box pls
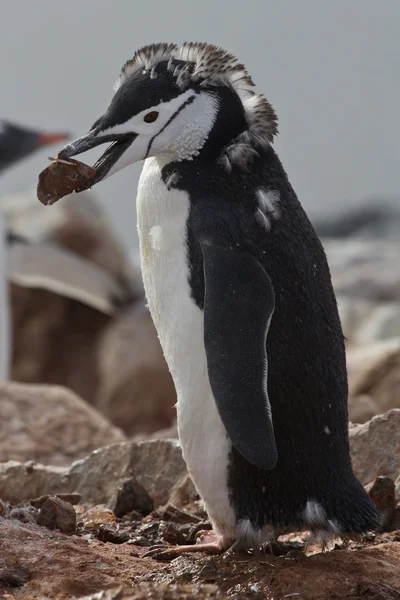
[161,145,377,534]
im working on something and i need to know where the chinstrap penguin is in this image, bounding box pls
[52,42,377,554]
[0,120,68,174]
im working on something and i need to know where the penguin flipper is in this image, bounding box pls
[199,232,277,471]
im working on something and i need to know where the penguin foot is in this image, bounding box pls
[142,530,229,561]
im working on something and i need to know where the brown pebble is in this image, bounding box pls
[157,504,201,524]
[114,477,154,518]
[0,499,9,518]
[0,565,30,587]
[162,522,189,545]
[97,524,130,544]
[37,158,96,206]
[30,493,81,509]
[37,496,76,533]
[366,476,397,531]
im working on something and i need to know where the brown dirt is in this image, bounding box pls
[1,500,400,600]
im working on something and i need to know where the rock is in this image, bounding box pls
[169,473,199,507]
[0,382,125,466]
[0,565,30,588]
[9,506,38,524]
[0,440,192,510]
[396,475,400,500]
[36,496,76,533]
[348,394,380,424]
[74,584,227,600]
[336,295,376,342]
[0,189,139,300]
[0,499,8,517]
[82,506,116,529]
[347,339,400,413]
[97,525,130,544]
[30,492,81,508]
[324,238,400,302]
[96,305,176,435]
[114,477,154,518]
[354,302,400,344]
[2,189,143,406]
[0,460,69,504]
[315,203,400,240]
[10,284,111,405]
[69,440,188,508]
[365,477,397,531]
[349,409,400,485]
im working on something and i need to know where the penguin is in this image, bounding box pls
[0,120,68,173]
[53,42,378,554]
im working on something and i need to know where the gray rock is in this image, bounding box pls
[354,303,400,344]
[0,382,126,466]
[365,476,397,531]
[0,439,197,510]
[37,496,76,533]
[336,295,376,342]
[96,306,176,436]
[0,461,69,504]
[349,409,400,485]
[324,239,400,302]
[346,339,400,414]
[348,394,380,424]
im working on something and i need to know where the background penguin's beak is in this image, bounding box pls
[36,131,70,147]
[58,130,137,186]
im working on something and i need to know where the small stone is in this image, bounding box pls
[0,382,125,467]
[348,394,380,424]
[169,472,199,507]
[366,477,397,531]
[30,493,81,509]
[157,504,201,524]
[0,499,8,517]
[197,563,219,583]
[97,524,130,544]
[0,566,30,587]
[82,505,116,529]
[162,522,188,545]
[9,506,38,524]
[349,409,400,485]
[113,477,154,518]
[36,496,76,533]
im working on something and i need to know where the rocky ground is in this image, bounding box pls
[1,197,400,598]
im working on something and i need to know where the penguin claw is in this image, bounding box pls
[143,542,226,561]
[142,531,229,561]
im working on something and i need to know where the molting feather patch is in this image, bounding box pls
[115,42,278,171]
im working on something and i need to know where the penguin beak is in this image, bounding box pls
[58,131,137,187]
[36,131,70,147]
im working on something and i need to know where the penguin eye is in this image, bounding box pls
[143,111,159,123]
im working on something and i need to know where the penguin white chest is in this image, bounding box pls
[136,157,236,538]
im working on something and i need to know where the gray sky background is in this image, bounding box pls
[1,0,399,249]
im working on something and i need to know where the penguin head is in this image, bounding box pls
[0,120,69,173]
[59,42,278,185]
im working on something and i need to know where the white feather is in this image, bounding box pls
[137,157,236,544]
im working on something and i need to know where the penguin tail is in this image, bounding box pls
[303,472,378,539]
